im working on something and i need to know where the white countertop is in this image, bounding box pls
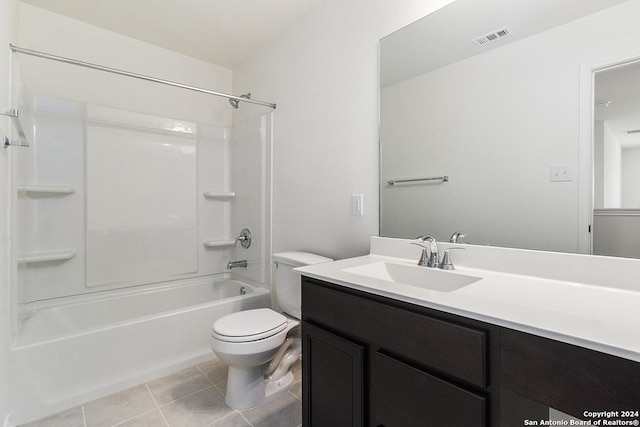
[296,237,640,363]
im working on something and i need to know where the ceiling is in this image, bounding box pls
[20,0,321,68]
[380,0,629,88]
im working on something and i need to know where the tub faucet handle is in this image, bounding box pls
[236,228,251,249]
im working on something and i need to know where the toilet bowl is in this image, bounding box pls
[210,252,332,409]
[210,308,299,408]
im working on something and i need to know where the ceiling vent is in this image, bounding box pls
[472,26,511,47]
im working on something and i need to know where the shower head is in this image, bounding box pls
[228,93,251,109]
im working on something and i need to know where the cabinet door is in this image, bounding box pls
[302,322,364,427]
[374,352,486,427]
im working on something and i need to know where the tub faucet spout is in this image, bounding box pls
[227,260,248,269]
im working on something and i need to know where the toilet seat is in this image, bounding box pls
[212,308,287,343]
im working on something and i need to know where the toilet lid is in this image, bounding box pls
[212,308,287,343]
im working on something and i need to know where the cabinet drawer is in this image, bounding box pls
[302,278,487,388]
[501,328,640,418]
[374,352,486,427]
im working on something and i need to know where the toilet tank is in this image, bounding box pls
[272,251,333,319]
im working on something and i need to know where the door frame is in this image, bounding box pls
[578,48,640,254]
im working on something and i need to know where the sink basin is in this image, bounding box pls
[343,262,481,292]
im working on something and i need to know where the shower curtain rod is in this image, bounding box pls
[9,44,277,109]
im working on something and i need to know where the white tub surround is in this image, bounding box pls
[297,236,640,363]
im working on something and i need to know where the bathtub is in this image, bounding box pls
[8,274,271,425]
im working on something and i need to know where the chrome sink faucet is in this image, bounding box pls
[449,231,467,243]
[412,235,439,268]
[413,235,465,269]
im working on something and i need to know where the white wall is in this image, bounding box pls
[603,121,622,208]
[594,121,604,208]
[18,3,232,126]
[233,0,456,260]
[0,0,18,423]
[596,124,640,210]
[622,147,640,208]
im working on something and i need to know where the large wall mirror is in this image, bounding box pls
[379,0,640,257]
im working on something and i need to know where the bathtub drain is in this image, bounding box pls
[240,286,247,295]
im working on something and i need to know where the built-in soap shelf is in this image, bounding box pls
[202,239,236,248]
[203,190,235,199]
[18,185,77,196]
[18,250,77,264]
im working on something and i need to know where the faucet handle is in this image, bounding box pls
[236,228,251,249]
[439,247,464,270]
[410,242,430,266]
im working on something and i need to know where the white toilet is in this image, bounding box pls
[210,251,332,409]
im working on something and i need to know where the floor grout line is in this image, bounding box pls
[157,407,171,427]
[212,382,225,396]
[144,383,171,427]
[200,410,248,427]
[145,383,162,410]
[156,384,218,409]
[110,408,161,427]
[81,405,88,427]
[237,409,255,427]
[196,365,216,386]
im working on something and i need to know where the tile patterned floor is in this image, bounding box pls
[21,356,302,427]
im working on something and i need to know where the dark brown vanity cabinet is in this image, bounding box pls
[301,276,640,427]
[301,277,497,427]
